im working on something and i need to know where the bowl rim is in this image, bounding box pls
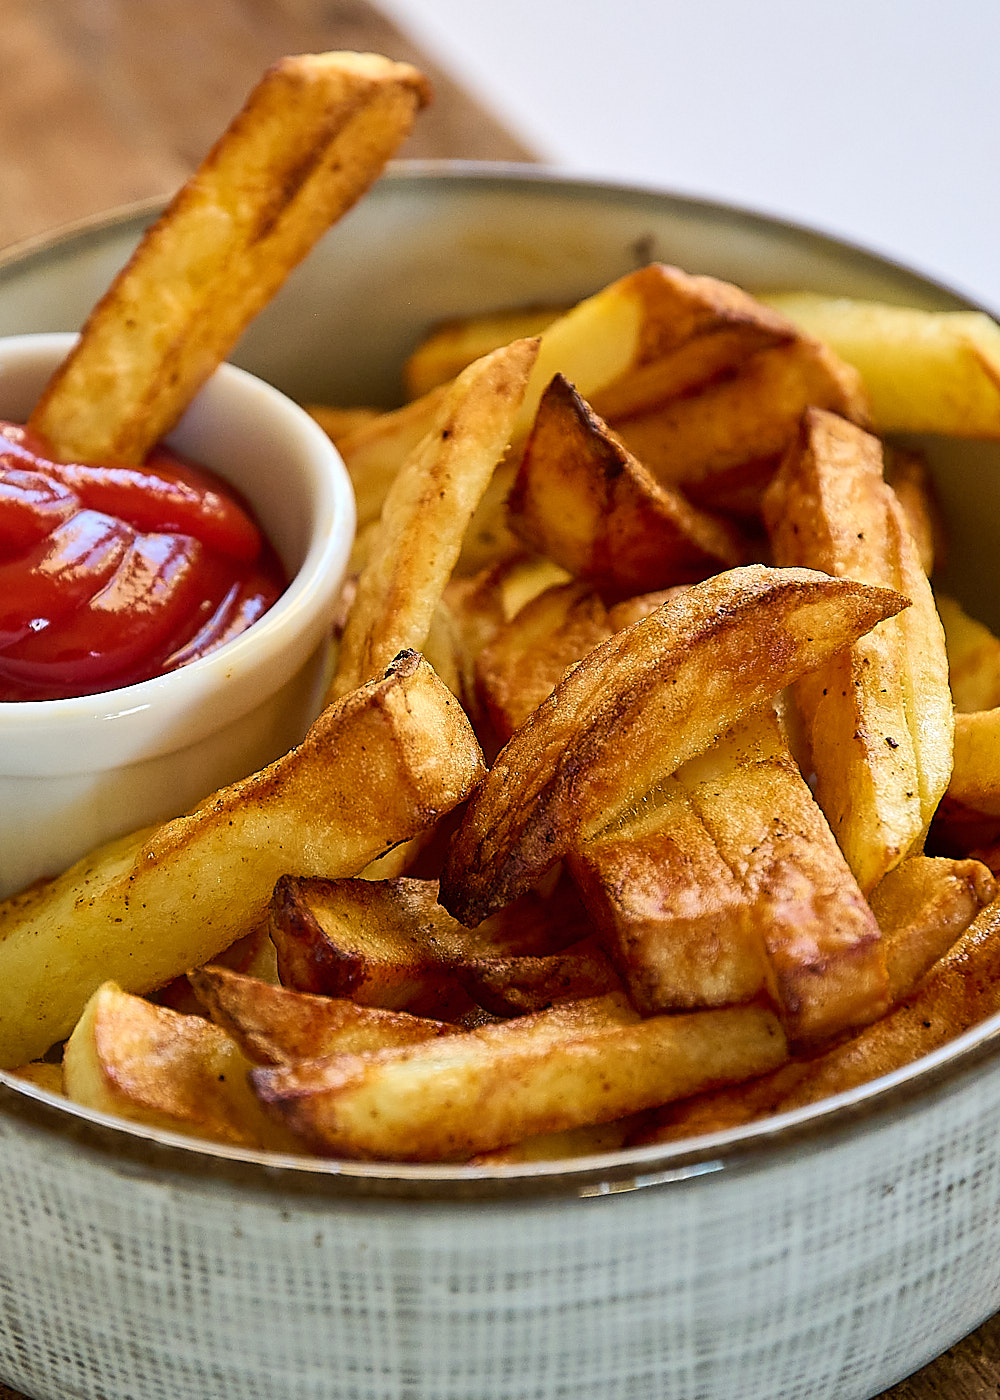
[2,158,997,1204]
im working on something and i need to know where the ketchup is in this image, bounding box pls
[0,422,287,701]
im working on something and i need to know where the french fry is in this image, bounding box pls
[570,773,771,1014]
[471,1117,636,1165]
[269,873,594,1014]
[763,408,953,893]
[252,993,787,1161]
[508,375,745,595]
[476,582,614,741]
[306,404,381,442]
[440,565,909,927]
[884,447,945,577]
[327,337,540,702]
[0,652,484,1067]
[188,965,454,1064]
[871,855,997,999]
[636,893,1000,1145]
[947,710,1000,817]
[336,383,453,535]
[612,338,869,498]
[758,292,1000,436]
[573,709,889,1043]
[937,594,1000,712]
[63,981,294,1150]
[29,53,430,464]
[8,1062,64,1096]
[403,304,568,398]
[671,710,887,1043]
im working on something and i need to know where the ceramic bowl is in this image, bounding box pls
[0,334,355,897]
[1,164,999,1400]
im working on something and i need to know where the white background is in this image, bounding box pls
[382,0,1000,310]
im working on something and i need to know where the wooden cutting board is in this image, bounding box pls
[0,3,997,1398]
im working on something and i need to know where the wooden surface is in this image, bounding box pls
[0,3,996,1399]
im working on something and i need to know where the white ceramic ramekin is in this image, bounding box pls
[0,333,355,897]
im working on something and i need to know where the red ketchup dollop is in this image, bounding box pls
[0,421,287,701]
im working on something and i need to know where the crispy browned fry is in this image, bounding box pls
[937,594,1000,712]
[872,855,997,1000]
[30,53,430,464]
[454,938,620,1017]
[188,965,454,1064]
[574,709,888,1043]
[946,709,1000,817]
[252,993,787,1161]
[883,447,945,577]
[63,982,295,1150]
[570,775,770,1013]
[328,338,540,702]
[635,893,1000,1145]
[758,292,1000,436]
[440,564,909,927]
[612,338,869,499]
[763,408,953,893]
[269,873,595,1012]
[476,582,613,741]
[0,652,484,1068]
[508,375,744,595]
[403,304,568,398]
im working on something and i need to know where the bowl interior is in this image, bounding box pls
[1,162,998,1193]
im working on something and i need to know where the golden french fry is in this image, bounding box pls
[672,710,887,1044]
[570,772,771,1014]
[252,993,787,1161]
[188,965,454,1064]
[328,337,540,702]
[440,565,909,927]
[871,855,997,999]
[758,292,1000,436]
[937,594,1000,712]
[8,1062,64,1096]
[884,447,945,577]
[947,709,1000,817]
[471,1117,636,1165]
[0,652,484,1067]
[306,404,381,442]
[403,304,568,398]
[476,582,613,741]
[30,53,430,464]
[509,374,744,595]
[763,408,953,893]
[337,383,453,534]
[63,982,293,1150]
[636,893,1000,1145]
[613,338,869,496]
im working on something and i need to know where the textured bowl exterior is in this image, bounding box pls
[2,165,1000,1400]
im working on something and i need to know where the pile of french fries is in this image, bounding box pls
[7,51,1000,1166]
